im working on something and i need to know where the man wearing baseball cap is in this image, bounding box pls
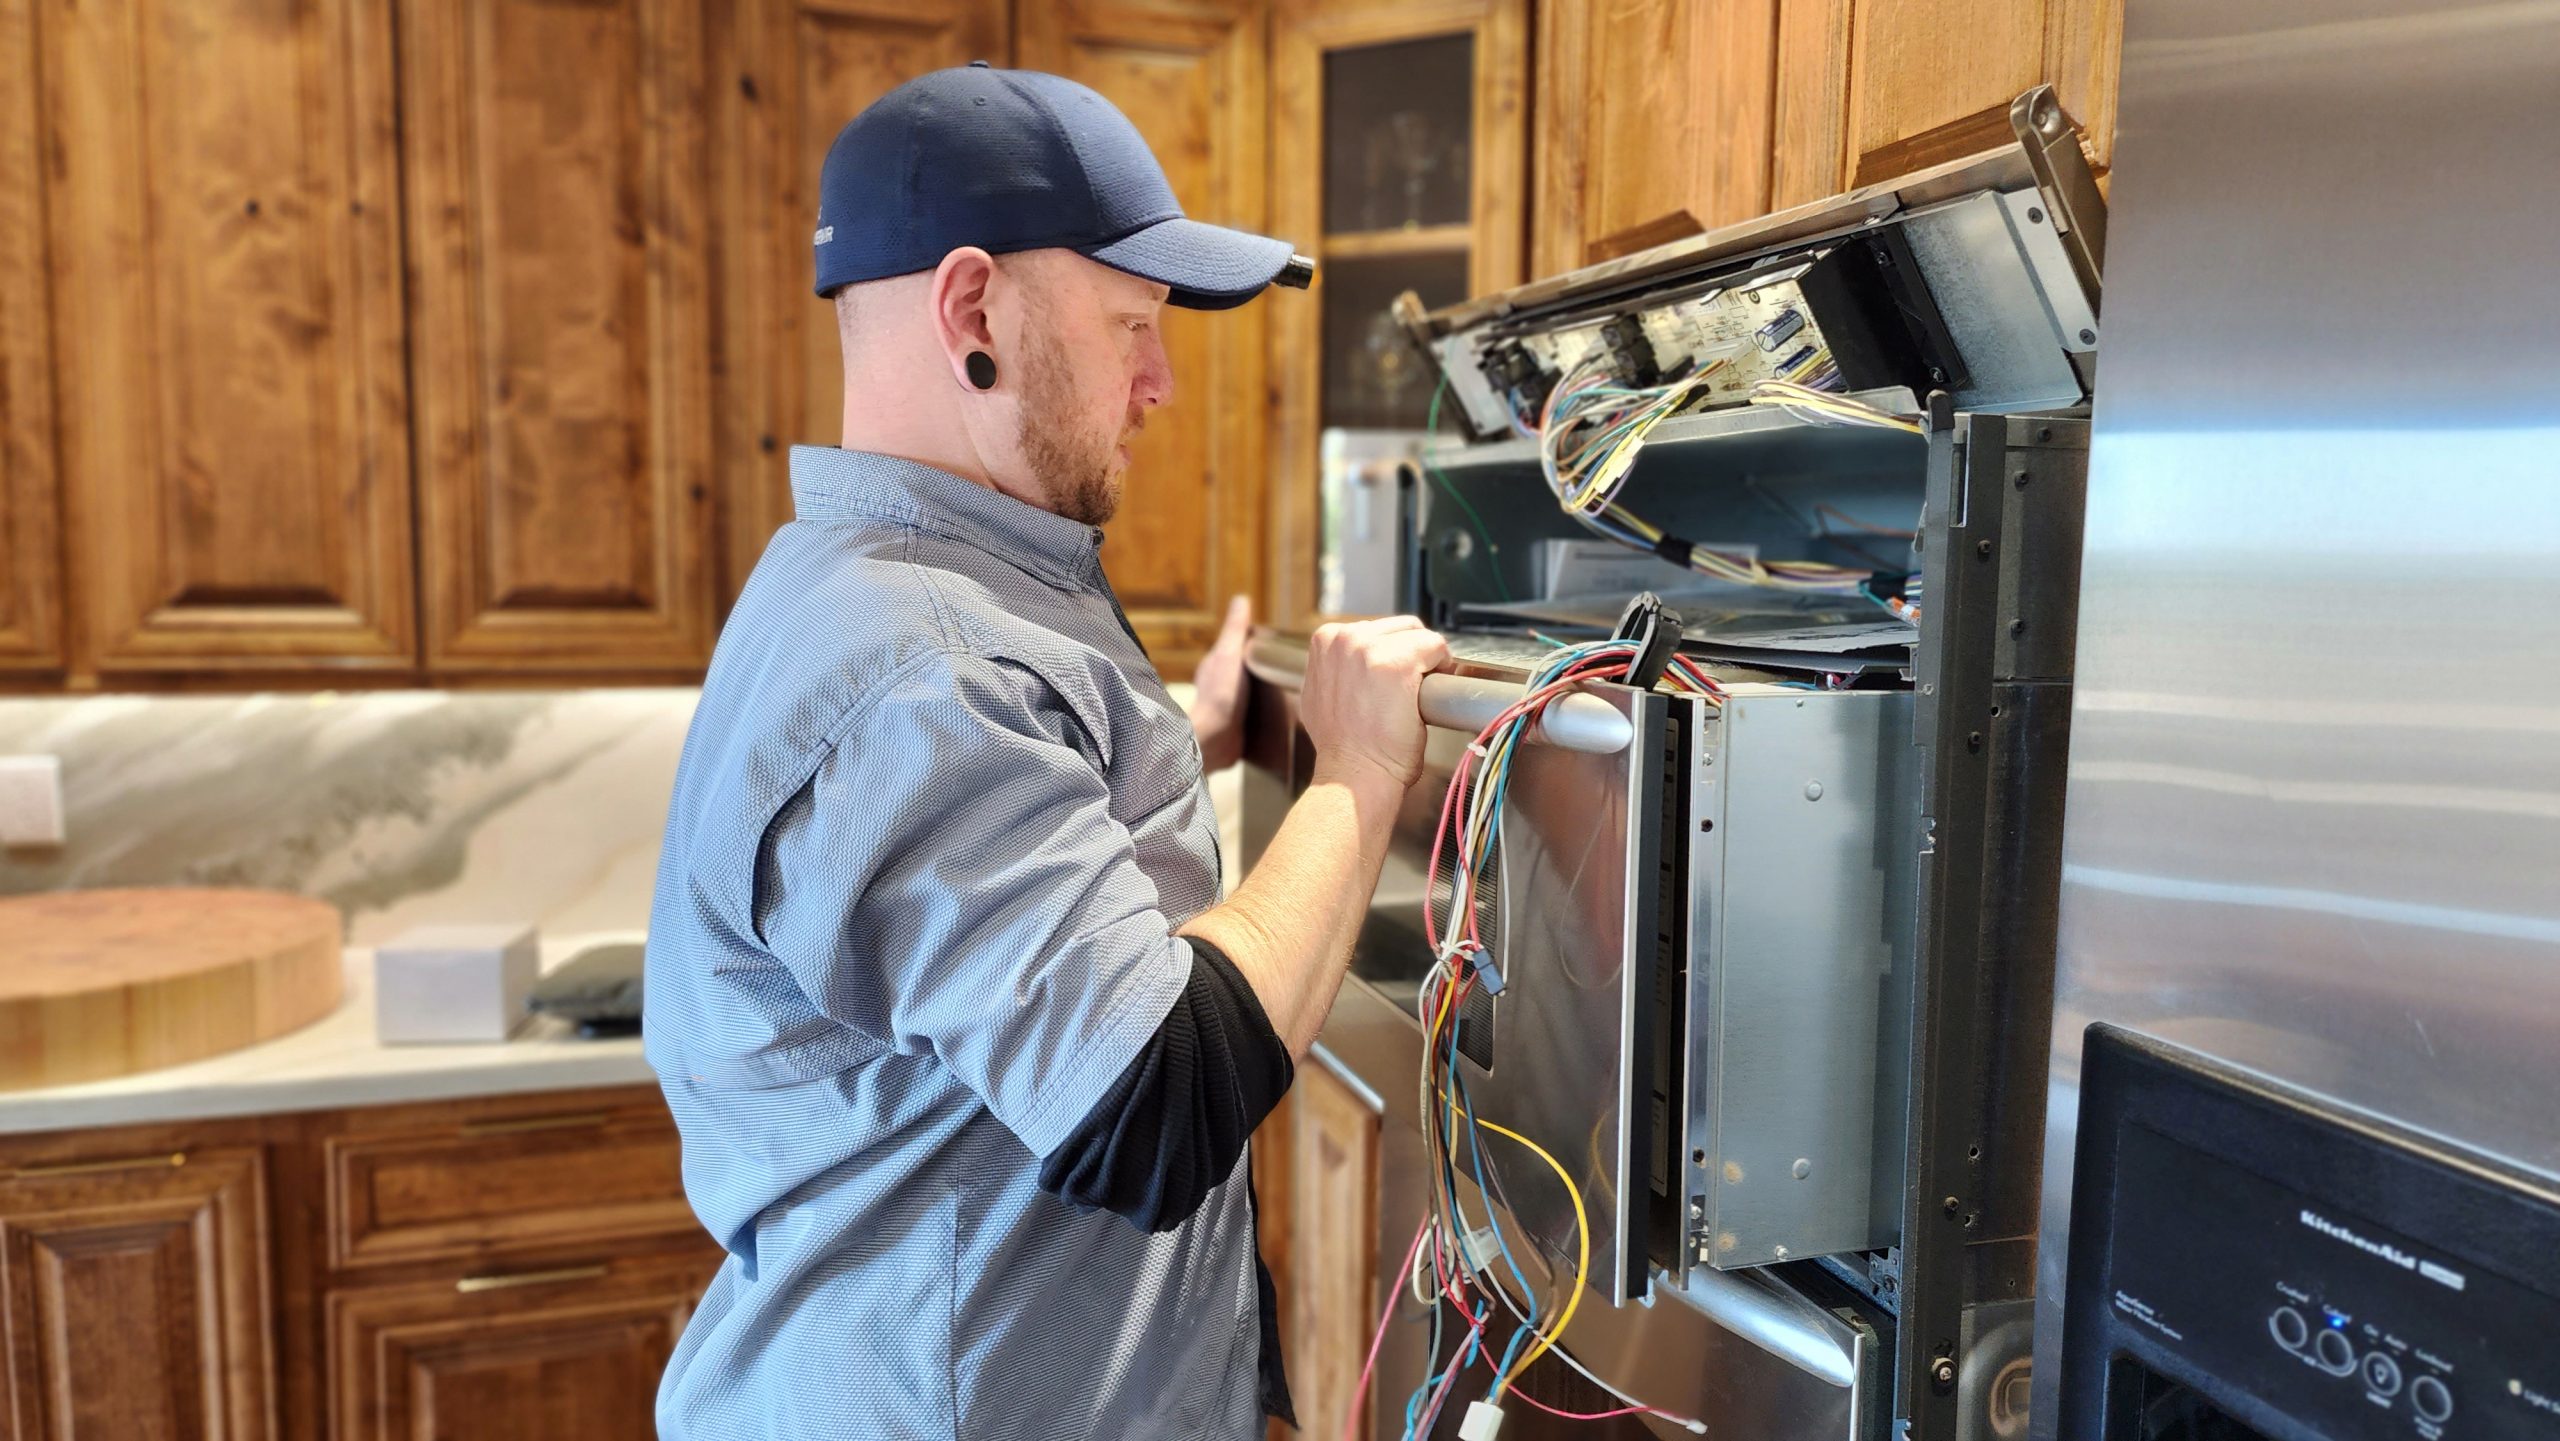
[645,63,1449,1438]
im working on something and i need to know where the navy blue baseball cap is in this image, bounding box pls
[813,62,1312,310]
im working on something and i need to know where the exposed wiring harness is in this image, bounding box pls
[1521,349,1924,600]
[1343,638,1715,1440]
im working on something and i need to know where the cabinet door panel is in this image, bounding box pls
[329,1253,717,1441]
[1285,1061,1378,1441]
[714,0,1007,610]
[1771,0,2119,203]
[404,0,715,674]
[1534,0,1780,276]
[0,1148,273,1441]
[43,0,412,675]
[0,0,59,674]
[1019,0,1269,672]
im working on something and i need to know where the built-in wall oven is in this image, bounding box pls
[1240,91,2104,1440]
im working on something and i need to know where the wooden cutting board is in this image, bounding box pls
[0,888,344,1092]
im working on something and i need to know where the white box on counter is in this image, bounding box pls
[374,924,538,1043]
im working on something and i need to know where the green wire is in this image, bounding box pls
[1419,377,1513,603]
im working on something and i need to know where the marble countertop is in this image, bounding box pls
[0,935,659,1136]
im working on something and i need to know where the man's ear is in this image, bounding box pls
[929,247,1001,393]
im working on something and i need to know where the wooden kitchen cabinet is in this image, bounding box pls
[1535,0,2120,276]
[0,1147,275,1441]
[0,1084,719,1441]
[0,0,59,676]
[1284,1059,1379,1441]
[1267,0,1529,629]
[1018,0,1271,673]
[400,0,718,677]
[36,0,416,680]
[327,1252,715,1441]
[710,0,1010,615]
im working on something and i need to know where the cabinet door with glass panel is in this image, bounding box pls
[1268,0,1526,626]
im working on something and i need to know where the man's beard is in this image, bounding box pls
[1014,324,1125,527]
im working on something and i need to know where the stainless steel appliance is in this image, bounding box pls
[2035,2,2560,1439]
[1241,90,2105,1440]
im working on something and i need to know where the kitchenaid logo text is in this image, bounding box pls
[2298,1210,2467,1291]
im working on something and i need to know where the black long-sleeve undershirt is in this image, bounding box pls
[1038,935,1298,1426]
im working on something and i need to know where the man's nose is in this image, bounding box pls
[1133,327,1173,410]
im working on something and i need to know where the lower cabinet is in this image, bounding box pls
[0,1086,719,1441]
[1286,1060,1381,1441]
[0,1147,274,1441]
[329,1253,717,1441]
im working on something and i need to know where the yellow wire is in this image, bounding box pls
[1471,1113,1590,1400]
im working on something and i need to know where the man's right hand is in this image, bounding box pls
[1296,617,1451,793]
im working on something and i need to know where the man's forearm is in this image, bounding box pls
[1179,763,1406,1056]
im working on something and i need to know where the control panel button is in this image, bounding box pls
[2314,1328,2359,1375]
[2269,1308,2311,1350]
[2362,1353,2404,1397]
[2410,1375,2454,1424]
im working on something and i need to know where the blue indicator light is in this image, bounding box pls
[2329,1315,2349,1329]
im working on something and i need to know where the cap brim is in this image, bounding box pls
[1079,217,1296,311]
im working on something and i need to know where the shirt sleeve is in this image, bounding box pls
[1036,935,1293,1233]
[752,647,1194,1160]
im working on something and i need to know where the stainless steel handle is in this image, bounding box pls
[456,1264,609,1295]
[1245,630,1636,756]
[1420,673,1633,755]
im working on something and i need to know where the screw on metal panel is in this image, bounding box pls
[1932,1357,1958,1391]
[1773,1245,1790,1259]
[2015,470,2031,489]
[1792,1159,1812,1180]
[1967,732,1983,753]
[2036,426,2054,442]
[2080,328,2097,344]
[2026,206,2045,224]
[1942,1195,1962,1216]
[2010,619,2026,635]
[1803,781,1824,801]
[1976,538,1994,558]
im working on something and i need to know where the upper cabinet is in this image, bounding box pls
[712,0,1009,614]
[1535,0,2120,274]
[401,0,717,676]
[40,0,416,679]
[0,0,58,675]
[1268,0,1529,627]
[1020,0,1271,673]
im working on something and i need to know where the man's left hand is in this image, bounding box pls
[1189,595,1252,772]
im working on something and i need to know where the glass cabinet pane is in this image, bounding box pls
[1319,251,1471,431]
[1321,36,1474,233]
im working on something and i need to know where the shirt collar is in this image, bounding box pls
[788,446,1104,588]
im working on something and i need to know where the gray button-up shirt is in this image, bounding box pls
[645,447,1262,1440]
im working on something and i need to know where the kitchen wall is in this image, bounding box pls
[0,690,692,944]
[0,684,1238,938]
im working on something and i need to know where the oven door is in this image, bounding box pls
[1245,631,1687,1306]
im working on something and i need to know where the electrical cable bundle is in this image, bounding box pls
[1525,352,1910,599]
[1343,639,1715,1441]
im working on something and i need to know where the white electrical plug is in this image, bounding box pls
[0,755,64,846]
[1458,1400,1507,1440]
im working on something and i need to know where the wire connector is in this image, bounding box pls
[1610,591,1685,690]
[1459,1400,1507,1440]
[1465,944,1504,996]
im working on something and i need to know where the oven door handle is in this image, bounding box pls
[1246,633,1635,756]
[1418,673,1634,755]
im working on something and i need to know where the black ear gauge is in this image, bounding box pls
[965,351,998,390]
